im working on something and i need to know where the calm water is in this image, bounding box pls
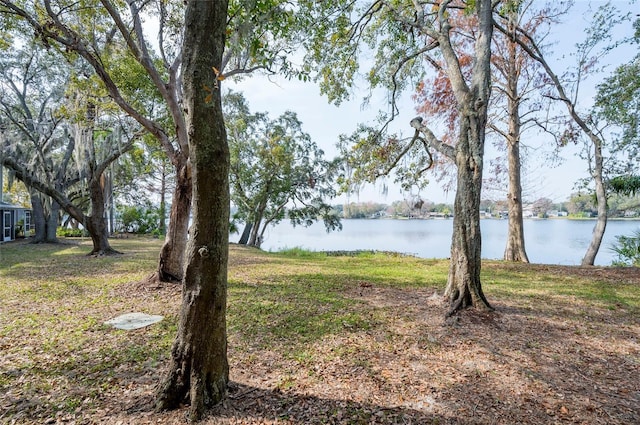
[247,218,640,266]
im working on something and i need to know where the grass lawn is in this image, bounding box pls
[0,238,638,424]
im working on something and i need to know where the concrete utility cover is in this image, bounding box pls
[104,312,164,330]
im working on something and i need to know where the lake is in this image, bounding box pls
[246,218,640,266]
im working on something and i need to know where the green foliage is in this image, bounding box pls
[610,175,640,196]
[610,228,640,266]
[593,14,640,160]
[56,227,87,237]
[336,124,432,196]
[225,91,341,246]
[565,192,596,216]
[342,201,387,219]
[595,56,640,153]
[100,45,166,118]
[225,0,300,78]
[274,247,325,259]
[117,203,162,234]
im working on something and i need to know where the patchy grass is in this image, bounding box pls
[1,239,639,424]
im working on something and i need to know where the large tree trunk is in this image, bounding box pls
[85,176,118,255]
[45,200,60,243]
[445,123,493,316]
[439,0,494,316]
[247,201,267,247]
[157,160,191,282]
[30,191,46,243]
[503,136,529,262]
[156,0,230,421]
[29,190,59,244]
[582,139,607,265]
[247,218,261,247]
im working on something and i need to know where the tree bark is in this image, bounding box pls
[158,160,191,282]
[581,139,607,265]
[247,218,261,247]
[29,189,59,244]
[156,0,229,420]
[445,118,493,317]
[86,170,118,255]
[158,160,168,235]
[504,137,529,262]
[238,222,252,245]
[45,200,60,242]
[30,190,47,243]
[503,30,529,263]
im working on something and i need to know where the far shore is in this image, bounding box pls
[349,215,640,221]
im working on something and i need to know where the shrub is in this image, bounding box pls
[610,228,640,266]
[56,227,86,237]
[117,204,162,234]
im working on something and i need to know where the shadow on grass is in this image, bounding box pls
[208,382,450,424]
[117,381,450,425]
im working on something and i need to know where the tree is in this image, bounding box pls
[412,81,494,317]
[0,37,141,253]
[415,2,566,263]
[0,43,72,243]
[610,175,640,196]
[595,17,640,198]
[565,192,595,217]
[155,0,230,420]
[531,197,553,217]
[0,0,195,277]
[3,104,139,255]
[114,141,175,236]
[501,3,633,266]
[595,17,640,157]
[225,92,341,248]
[342,201,388,218]
[490,2,542,262]
[306,0,495,315]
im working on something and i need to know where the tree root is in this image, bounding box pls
[446,289,494,318]
[87,248,122,256]
[156,366,227,423]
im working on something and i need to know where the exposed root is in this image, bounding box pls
[445,288,494,318]
[446,294,466,318]
[158,257,182,283]
[156,364,228,423]
[87,248,122,256]
[158,269,181,283]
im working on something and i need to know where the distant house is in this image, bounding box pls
[0,201,32,242]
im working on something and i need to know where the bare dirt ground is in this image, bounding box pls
[2,246,639,425]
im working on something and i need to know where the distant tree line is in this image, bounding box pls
[339,193,640,220]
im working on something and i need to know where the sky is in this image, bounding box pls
[227,0,638,205]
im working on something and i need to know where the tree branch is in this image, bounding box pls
[410,116,455,160]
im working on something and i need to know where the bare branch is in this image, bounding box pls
[410,116,455,160]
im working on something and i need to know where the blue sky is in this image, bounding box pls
[228,1,638,205]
